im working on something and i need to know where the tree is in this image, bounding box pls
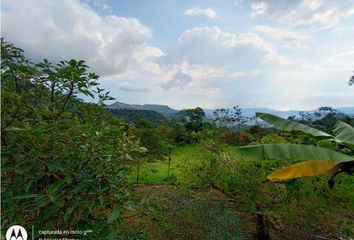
[131,119,172,185]
[1,40,144,238]
[349,70,354,86]
[310,106,352,132]
[299,111,312,122]
[246,125,268,142]
[232,105,248,130]
[178,107,206,132]
[213,108,235,128]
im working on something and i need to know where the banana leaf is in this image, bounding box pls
[232,144,353,181]
[267,160,347,182]
[256,112,332,138]
[243,113,354,181]
[232,143,350,163]
[333,120,354,147]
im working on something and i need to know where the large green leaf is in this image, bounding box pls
[333,120,354,147]
[232,143,351,163]
[256,112,332,138]
[232,144,353,181]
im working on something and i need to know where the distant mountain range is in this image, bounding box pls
[107,101,354,119]
[205,107,354,119]
[107,101,178,117]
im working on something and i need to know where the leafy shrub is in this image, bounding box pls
[219,131,252,146]
[1,40,144,238]
[259,133,288,144]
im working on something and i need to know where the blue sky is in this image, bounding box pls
[2,0,354,110]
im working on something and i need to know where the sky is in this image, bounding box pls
[1,0,354,110]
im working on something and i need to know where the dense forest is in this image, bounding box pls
[1,40,354,240]
[108,109,167,124]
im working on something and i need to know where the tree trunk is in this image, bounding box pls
[256,205,270,240]
[136,164,140,186]
[168,157,171,178]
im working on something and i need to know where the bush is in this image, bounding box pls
[260,133,288,144]
[1,40,144,238]
[219,131,252,146]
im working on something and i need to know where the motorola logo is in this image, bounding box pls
[6,225,28,240]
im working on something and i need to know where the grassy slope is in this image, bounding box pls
[129,143,354,239]
[133,144,202,184]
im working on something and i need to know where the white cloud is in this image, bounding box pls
[324,50,354,67]
[176,27,293,65]
[184,7,217,18]
[158,60,226,90]
[1,0,161,77]
[251,1,268,17]
[247,0,354,28]
[178,26,294,64]
[254,25,309,49]
[84,0,112,12]
[161,70,192,90]
[237,32,294,65]
[2,0,353,110]
[229,71,247,78]
[156,26,295,91]
[117,83,150,92]
[178,26,236,48]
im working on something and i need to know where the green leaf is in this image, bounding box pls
[232,143,351,163]
[139,147,148,153]
[256,112,332,138]
[232,143,353,181]
[66,175,73,184]
[64,207,74,222]
[107,208,120,223]
[333,121,354,147]
[5,127,27,131]
[123,202,136,211]
[47,180,65,195]
[13,194,38,200]
[125,153,133,161]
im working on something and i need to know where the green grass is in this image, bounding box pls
[131,142,354,239]
[131,144,203,184]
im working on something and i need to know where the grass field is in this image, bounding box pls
[131,144,203,184]
[128,143,354,239]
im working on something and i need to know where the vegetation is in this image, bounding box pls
[1,40,146,239]
[213,105,250,129]
[108,108,167,124]
[252,113,353,183]
[2,41,354,239]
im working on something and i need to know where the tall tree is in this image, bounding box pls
[213,108,235,128]
[233,105,248,130]
[178,107,206,132]
[131,119,171,185]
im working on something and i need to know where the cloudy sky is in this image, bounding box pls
[2,0,354,110]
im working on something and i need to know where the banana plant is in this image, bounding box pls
[233,113,354,183]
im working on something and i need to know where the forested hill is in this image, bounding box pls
[107,101,178,117]
[108,101,354,119]
[108,108,167,124]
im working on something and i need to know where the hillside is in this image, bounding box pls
[108,101,354,119]
[108,108,167,124]
[107,101,178,117]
